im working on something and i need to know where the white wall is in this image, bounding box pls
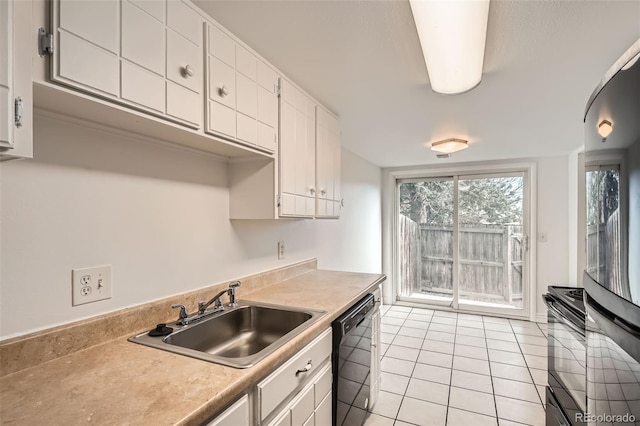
[535,156,571,320]
[0,115,382,339]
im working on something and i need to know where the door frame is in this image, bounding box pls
[383,161,538,321]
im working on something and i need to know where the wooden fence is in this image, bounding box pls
[399,215,523,304]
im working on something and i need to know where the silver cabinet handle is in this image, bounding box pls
[320,189,326,196]
[181,65,194,78]
[219,86,229,97]
[295,360,312,376]
[309,187,316,195]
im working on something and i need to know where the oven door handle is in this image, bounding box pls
[543,294,585,336]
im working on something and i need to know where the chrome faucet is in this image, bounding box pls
[197,281,242,314]
[171,304,189,323]
[228,281,240,308]
[170,281,242,325]
[198,289,228,314]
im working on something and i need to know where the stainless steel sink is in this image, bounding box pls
[128,301,326,368]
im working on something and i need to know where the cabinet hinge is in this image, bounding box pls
[14,97,23,128]
[38,28,54,57]
[276,194,281,207]
[522,235,529,252]
[275,83,281,97]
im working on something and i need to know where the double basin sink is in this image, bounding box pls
[129,301,326,368]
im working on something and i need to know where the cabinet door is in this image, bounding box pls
[1,0,31,158]
[121,61,165,113]
[129,0,165,22]
[266,410,291,426]
[166,81,200,126]
[56,0,119,96]
[166,0,201,45]
[206,394,249,426]
[236,73,257,118]
[59,0,118,53]
[0,0,11,148]
[208,56,235,109]
[166,29,201,94]
[121,0,164,75]
[120,1,165,112]
[314,393,332,426]
[279,79,315,217]
[290,384,314,426]
[316,107,341,218]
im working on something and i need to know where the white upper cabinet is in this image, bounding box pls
[205,23,278,154]
[279,79,316,218]
[53,0,204,128]
[0,0,32,160]
[316,106,342,218]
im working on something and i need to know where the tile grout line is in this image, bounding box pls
[509,318,547,417]
[443,314,458,426]
[482,315,500,425]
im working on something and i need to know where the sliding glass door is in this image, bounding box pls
[397,172,528,317]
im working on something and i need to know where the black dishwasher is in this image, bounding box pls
[332,293,376,426]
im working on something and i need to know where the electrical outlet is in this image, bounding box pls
[72,265,112,306]
[278,240,285,259]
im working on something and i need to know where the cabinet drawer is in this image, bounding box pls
[258,329,332,421]
[208,25,234,67]
[167,30,201,93]
[266,410,291,426]
[291,384,314,426]
[314,392,331,426]
[206,394,249,426]
[314,364,332,406]
[208,57,235,108]
[166,0,201,45]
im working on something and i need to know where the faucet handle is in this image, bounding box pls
[171,304,189,322]
[229,280,241,288]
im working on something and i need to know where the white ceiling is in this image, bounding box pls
[194,0,640,168]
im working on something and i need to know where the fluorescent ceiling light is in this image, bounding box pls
[430,138,469,153]
[409,0,490,94]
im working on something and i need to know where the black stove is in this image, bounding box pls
[548,286,585,317]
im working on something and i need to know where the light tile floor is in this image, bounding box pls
[364,305,548,426]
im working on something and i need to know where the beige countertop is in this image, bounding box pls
[0,269,384,425]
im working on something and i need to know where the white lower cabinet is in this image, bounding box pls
[264,365,332,426]
[260,329,332,426]
[206,394,250,426]
[203,328,333,426]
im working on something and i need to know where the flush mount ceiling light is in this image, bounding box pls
[598,119,613,138]
[409,0,490,95]
[430,138,469,154]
